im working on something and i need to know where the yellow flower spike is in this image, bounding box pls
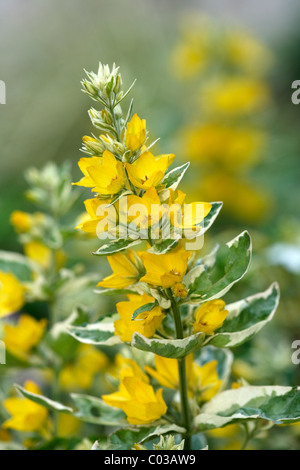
[75,197,114,235]
[97,250,142,289]
[73,151,126,195]
[168,189,212,230]
[139,245,191,288]
[193,299,229,335]
[2,381,48,433]
[125,113,147,151]
[114,293,164,342]
[191,360,222,402]
[125,150,175,190]
[3,314,47,359]
[102,376,167,425]
[10,211,32,233]
[0,271,25,318]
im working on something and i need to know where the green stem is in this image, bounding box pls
[168,290,192,450]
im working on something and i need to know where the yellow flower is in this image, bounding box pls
[57,413,81,438]
[139,245,191,288]
[225,30,273,75]
[2,381,48,432]
[97,250,142,289]
[200,172,271,223]
[201,76,270,116]
[102,376,167,425]
[145,355,194,390]
[191,359,222,402]
[74,151,126,195]
[125,113,146,151]
[3,314,47,359]
[180,124,265,170]
[24,241,51,269]
[168,189,211,230]
[145,355,221,401]
[0,271,25,318]
[114,293,164,342]
[125,150,175,190]
[172,282,188,299]
[10,211,32,233]
[193,299,229,335]
[122,187,164,229]
[59,344,109,390]
[75,197,114,235]
[112,354,149,383]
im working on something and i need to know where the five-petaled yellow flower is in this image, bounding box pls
[125,114,147,151]
[125,150,175,190]
[97,250,142,289]
[0,271,25,318]
[74,151,126,195]
[102,375,167,425]
[3,314,47,359]
[193,299,229,335]
[114,293,164,342]
[139,245,191,288]
[2,381,49,432]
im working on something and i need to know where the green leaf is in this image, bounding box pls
[92,424,185,450]
[205,283,280,348]
[161,162,190,191]
[187,231,252,302]
[67,314,121,346]
[15,385,73,413]
[194,386,300,431]
[131,301,158,321]
[147,237,180,255]
[131,332,205,358]
[0,250,37,281]
[93,238,141,256]
[71,393,127,426]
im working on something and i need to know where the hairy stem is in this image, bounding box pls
[169,290,192,450]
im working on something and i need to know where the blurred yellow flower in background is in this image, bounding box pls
[59,344,109,390]
[10,211,32,233]
[201,76,270,116]
[0,271,25,318]
[180,123,266,171]
[2,381,48,433]
[193,299,228,335]
[125,113,147,151]
[140,245,191,288]
[114,293,164,342]
[3,314,47,359]
[24,241,51,269]
[102,375,167,425]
